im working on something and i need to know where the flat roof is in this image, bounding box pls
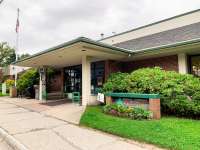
[14,37,132,65]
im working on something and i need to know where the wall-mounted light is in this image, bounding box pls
[82,49,86,52]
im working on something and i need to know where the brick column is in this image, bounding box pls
[105,96,113,105]
[149,99,161,119]
[104,60,110,81]
[60,68,64,93]
[10,87,17,97]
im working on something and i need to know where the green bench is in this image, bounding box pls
[105,93,159,104]
[105,93,160,99]
[72,92,80,104]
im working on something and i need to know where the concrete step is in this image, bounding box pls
[47,92,64,100]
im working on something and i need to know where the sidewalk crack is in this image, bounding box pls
[52,129,83,150]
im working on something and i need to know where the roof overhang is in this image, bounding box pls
[14,36,200,67]
[14,37,132,68]
[129,38,200,60]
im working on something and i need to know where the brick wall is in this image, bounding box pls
[48,70,62,92]
[121,55,178,73]
[104,60,123,80]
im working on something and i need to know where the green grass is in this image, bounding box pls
[0,93,8,96]
[80,106,200,150]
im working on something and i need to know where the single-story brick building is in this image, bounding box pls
[15,9,200,105]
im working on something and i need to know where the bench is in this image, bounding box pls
[105,93,161,119]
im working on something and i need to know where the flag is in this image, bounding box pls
[15,8,20,33]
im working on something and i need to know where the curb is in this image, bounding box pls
[0,128,28,150]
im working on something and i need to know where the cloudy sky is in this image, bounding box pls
[0,0,200,55]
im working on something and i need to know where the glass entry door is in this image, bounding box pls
[64,65,82,93]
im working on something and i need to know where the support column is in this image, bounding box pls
[39,67,47,102]
[178,53,188,74]
[149,99,161,119]
[60,68,64,93]
[82,56,91,106]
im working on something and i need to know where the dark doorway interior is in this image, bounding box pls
[64,65,82,93]
[189,55,200,77]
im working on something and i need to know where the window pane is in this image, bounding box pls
[190,56,200,77]
[91,61,105,94]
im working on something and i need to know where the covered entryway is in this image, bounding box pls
[64,65,82,99]
[14,37,131,105]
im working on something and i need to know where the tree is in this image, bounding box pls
[18,53,31,60]
[0,42,16,67]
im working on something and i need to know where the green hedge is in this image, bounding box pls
[103,67,200,118]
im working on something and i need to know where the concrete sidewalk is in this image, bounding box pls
[0,97,162,150]
[1,97,85,124]
[0,137,13,150]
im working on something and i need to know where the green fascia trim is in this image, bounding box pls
[133,38,200,54]
[13,37,132,65]
[13,33,200,66]
[105,93,160,99]
[99,9,200,41]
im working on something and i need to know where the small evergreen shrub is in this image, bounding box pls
[103,104,152,120]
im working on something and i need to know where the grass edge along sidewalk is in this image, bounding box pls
[80,106,200,150]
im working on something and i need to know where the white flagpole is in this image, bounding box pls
[14,8,20,87]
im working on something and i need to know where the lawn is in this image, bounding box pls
[80,106,200,150]
[0,93,8,96]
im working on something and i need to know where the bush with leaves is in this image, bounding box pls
[103,104,152,120]
[5,79,15,87]
[17,69,39,96]
[103,67,200,118]
[103,72,129,93]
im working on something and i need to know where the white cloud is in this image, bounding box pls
[0,0,200,54]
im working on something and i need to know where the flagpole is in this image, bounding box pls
[14,8,20,87]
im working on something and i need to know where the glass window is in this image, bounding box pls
[190,55,200,77]
[64,65,82,93]
[91,61,105,94]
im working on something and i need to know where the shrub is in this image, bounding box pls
[5,79,15,87]
[162,95,200,119]
[103,72,129,93]
[103,67,200,118]
[17,69,39,96]
[103,104,152,120]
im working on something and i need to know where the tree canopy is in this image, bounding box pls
[18,53,31,60]
[0,42,16,67]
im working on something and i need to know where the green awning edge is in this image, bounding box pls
[13,37,132,65]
